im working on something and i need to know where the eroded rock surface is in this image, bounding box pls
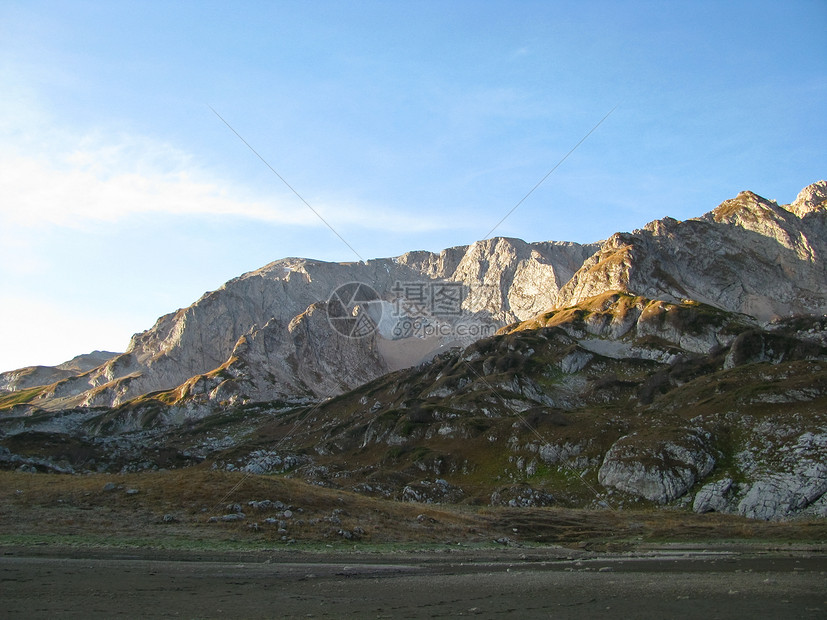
[556,182,827,321]
[597,429,716,504]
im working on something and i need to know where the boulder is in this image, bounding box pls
[598,429,715,503]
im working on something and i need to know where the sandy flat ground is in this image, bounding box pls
[1,547,825,619]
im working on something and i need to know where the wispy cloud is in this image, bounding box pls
[0,128,469,235]
[0,136,319,229]
[510,46,530,60]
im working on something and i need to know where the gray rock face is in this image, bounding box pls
[556,181,827,321]
[598,429,716,504]
[55,351,121,373]
[26,239,597,409]
[0,351,119,392]
[692,432,827,521]
[693,478,735,514]
[6,181,827,427]
[0,366,77,393]
[737,468,827,521]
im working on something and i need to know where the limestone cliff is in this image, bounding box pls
[2,179,826,522]
[5,181,826,414]
[25,239,597,409]
[0,351,118,393]
[556,181,827,320]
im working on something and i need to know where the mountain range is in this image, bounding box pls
[1,180,825,522]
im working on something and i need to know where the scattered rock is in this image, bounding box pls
[401,479,464,504]
[247,499,286,511]
[242,451,283,474]
[490,484,555,507]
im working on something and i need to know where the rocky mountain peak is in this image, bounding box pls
[709,190,781,224]
[3,181,825,413]
[786,180,827,218]
[0,350,119,393]
[8,236,597,410]
[2,182,827,524]
[555,182,827,321]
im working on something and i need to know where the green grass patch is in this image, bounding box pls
[0,532,276,552]
[0,386,45,409]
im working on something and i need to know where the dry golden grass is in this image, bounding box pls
[2,469,824,551]
[0,468,481,548]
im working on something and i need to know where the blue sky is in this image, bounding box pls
[1,0,825,370]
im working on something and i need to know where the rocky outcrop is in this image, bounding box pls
[693,432,827,521]
[505,291,755,360]
[55,351,121,373]
[693,478,735,514]
[786,180,827,218]
[166,300,391,405]
[556,181,827,321]
[7,182,827,412]
[597,429,716,504]
[16,239,597,409]
[0,351,118,393]
[401,479,464,504]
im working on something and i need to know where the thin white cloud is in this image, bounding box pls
[0,139,320,229]
[0,130,470,234]
[0,71,481,237]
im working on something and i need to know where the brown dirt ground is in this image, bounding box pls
[1,469,825,619]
